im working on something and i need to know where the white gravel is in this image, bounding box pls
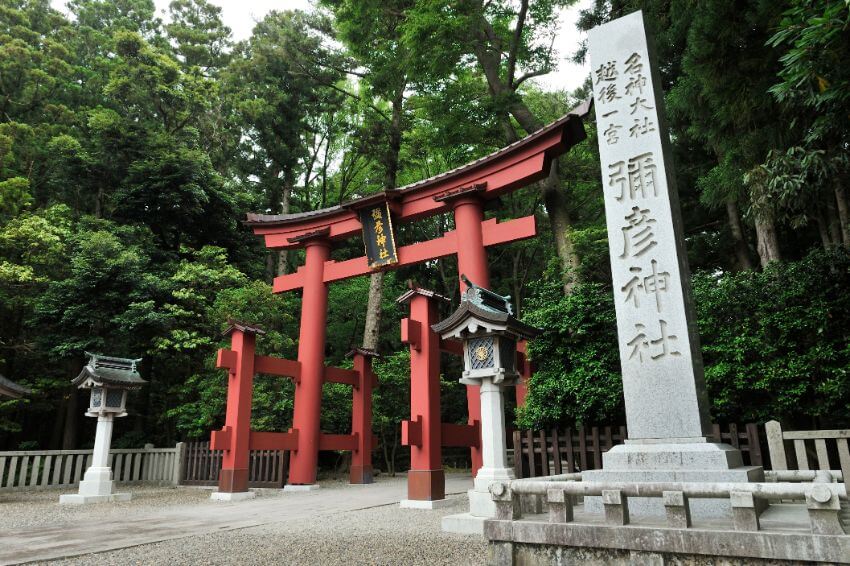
[1,485,213,530]
[41,493,487,566]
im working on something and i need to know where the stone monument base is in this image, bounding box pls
[582,442,764,518]
[399,498,454,509]
[210,490,256,501]
[485,502,850,565]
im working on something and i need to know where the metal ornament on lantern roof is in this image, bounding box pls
[72,352,145,418]
[432,276,539,385]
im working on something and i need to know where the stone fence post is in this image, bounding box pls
[764,420,788,471]
[173,442,185,485]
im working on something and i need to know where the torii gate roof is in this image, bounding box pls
[246,100,591,250]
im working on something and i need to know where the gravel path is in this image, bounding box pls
[0,485,213,530]
[40,494,487,566]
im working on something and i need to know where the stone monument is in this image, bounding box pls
[435,277,539,534]
[582,10,763,517]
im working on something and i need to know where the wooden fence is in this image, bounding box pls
[765,420,850,481]
[180,441,288,488]
[0,443,183,491]
[512,423,764,478]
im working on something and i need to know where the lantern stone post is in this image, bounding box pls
[60,353,145,505]
[433,277,539,534]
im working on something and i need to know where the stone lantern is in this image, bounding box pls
[433,276,539,533]
[60,353,145,504]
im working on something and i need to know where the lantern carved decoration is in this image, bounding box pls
[433,275,537,385]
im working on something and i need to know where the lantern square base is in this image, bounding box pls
[210,490,256,502]
[59,492,132,505]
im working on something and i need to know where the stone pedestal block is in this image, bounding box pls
[582,442,764,518]
[59,492,132,505]
[60,467,131,505]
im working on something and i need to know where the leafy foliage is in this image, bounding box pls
[1,0,849,460]
[519,249,850,429]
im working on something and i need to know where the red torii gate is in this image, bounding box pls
[214,105,588,488]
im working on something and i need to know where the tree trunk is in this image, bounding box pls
[49,394,67,449]
[754,216,781,267]
[381,428,392,476]
[816,209,833,250]
[61,386,78,449]
[390,425,398,476]
[543,162,579,293]
[276,173,293,276]
[472,30,578,292]
[95,186,104,219]
[833,182,849,248]
[362,271,384,350]
[725,198,754,270]
[361,86,404,351]
[826,195,842,247]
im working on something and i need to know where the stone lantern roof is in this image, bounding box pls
[72,352,146,390]
[0,373,32,399]
[431,276,540,341]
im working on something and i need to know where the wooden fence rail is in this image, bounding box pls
[512,423,764,479]
[0,443,183,491]
[179,441,288,488]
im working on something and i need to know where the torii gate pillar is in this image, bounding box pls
[449,193,490,475]
[211,324,259,501]
[399,289,446,506]
[288,235,331,486]
[350,349,377,484]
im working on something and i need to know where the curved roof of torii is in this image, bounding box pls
[246,99,592,250]
[0,374,32,399]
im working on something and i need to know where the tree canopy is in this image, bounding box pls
[1,0,848,464]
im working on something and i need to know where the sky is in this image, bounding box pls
[50,0,592,91]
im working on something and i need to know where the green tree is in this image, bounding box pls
[401,0,585,292]
[766,1,850,248]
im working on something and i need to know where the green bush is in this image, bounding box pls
[518,249,850,429]
[517,278,622,429]
[696,249,850,427]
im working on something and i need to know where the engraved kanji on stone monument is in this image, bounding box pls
[588,10,711,440]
